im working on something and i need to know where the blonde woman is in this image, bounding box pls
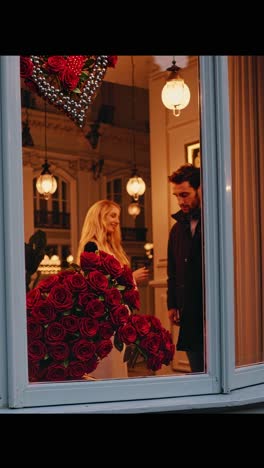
[77,199,149,379]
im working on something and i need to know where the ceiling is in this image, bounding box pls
[104,56,189,89]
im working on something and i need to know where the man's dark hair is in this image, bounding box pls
[168,163,200,190]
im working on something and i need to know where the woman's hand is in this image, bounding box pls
[133,266,149,284]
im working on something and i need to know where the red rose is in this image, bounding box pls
[57,270,75,282]
[67,360,89,379]
[100,254,123,278]
[72,339,96,361]
[104,288,122,306]
[85,356,98,374]
[44,322,66,342]
[123,289,140,310]
[78,291,97,308]
[99,251,111,262]
[96,339,113,359]
[98,321,114,339]
[84,298,105,319]
[140,332,161,355]
[26,288,41,310]
[38,275,60,293]
[110,305,129,327]
[79,317,99,337]
[130,314,151,336]
[31,299,56,324]
[107,56,118,68]
[48,284,74,311]
[64,272,88,293]
[46,56,67,74]
[80,251,101,272]
[27,317,43,341]
[61,315,79,333]
[48,342,70,361]
[45,363,67,381]
[117,265,135,288]
[147,353,164,371]
[28,362,42,382]
[147,315,163,331]
[28,340,47,362]
[118,323,137,344]
[163,344,175,365]
[59,68,79,91]
[20,56,33,78]
[86,270,109,294]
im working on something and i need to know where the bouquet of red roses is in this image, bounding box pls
[26,249,140,382]
[120,314,175,372]
[26,249,174,382]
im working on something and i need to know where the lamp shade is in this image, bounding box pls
[128,202,141,217]
[126,176,146,201]
[161,77,190,116]
[36,172,57,200]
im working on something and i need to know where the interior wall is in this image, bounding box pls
[21,75,153,314]
[149,56,200,372]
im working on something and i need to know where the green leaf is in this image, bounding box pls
[63,310,71,316]
[63,359,69,368]
[117,285,126,291]
[85,58,95,68]
[114,333,124,352]
[80,71,89,79]
[72,88,81,94]
[44,354,49,360]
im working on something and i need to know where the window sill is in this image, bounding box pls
[1,382,264,413]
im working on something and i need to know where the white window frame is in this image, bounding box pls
[1,55,257,410]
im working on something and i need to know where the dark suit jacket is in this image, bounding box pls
[167,210,204,352]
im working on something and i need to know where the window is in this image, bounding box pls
[33,176,70,229]
[2,56,262,411]
[227,56,264,389]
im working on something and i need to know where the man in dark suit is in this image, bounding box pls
[167,164,204,373]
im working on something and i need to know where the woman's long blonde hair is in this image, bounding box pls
[76,200,130,266]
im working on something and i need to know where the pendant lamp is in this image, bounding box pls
[161,57,191,117]
[36,102,57,200]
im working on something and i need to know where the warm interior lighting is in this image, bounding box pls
[144,242,154,259]
[36,164,57,200]
[36,102,57,200]
[66,254,74,264]
[126,174,146,202]
[38,254,61,275]
[126,56,146,202]
[161,57,191,117]
[128,201,141,218]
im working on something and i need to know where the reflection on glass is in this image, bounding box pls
[228,56,264,366]
[23,56,204,382]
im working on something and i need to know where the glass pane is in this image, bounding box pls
[113,178,121,194]
[62,181,67,200]
[228,56,264,367]
[22,55,205,384]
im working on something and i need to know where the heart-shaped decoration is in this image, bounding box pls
[20,55,114,128]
